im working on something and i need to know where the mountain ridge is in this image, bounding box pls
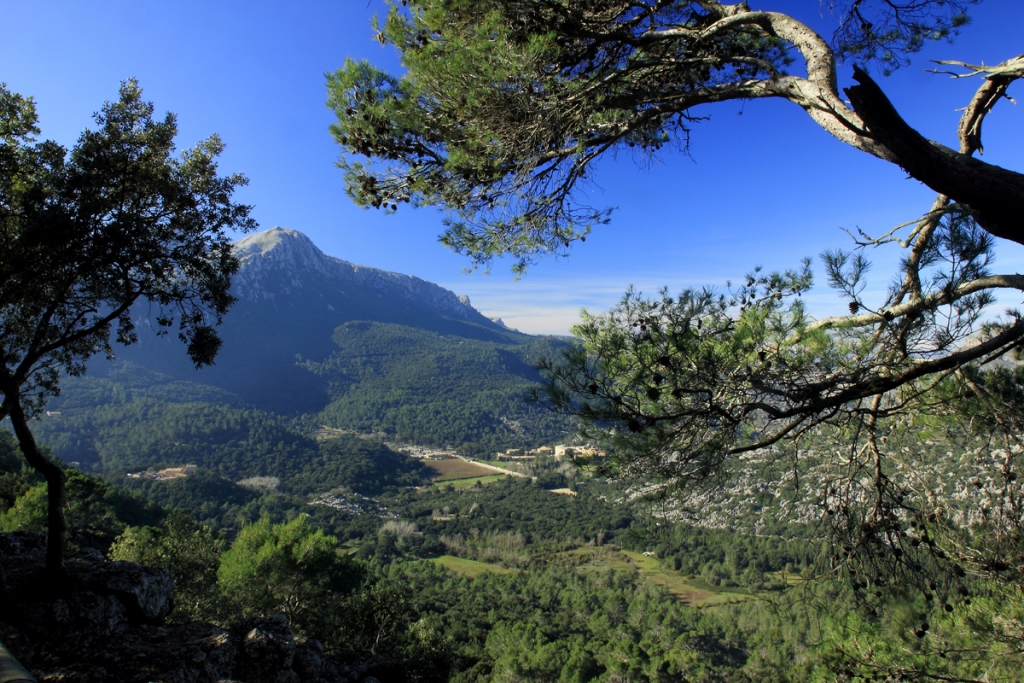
[35,227,573,463]
[231,227,487,324]
[105,226,524,414]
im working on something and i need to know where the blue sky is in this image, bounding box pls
[2,1,1023,334]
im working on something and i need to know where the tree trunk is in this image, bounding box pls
[845,67,1024,248]
[8,400,67,580]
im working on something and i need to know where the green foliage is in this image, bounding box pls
[815,584,1024,682]
[34,399,317,480]
[323,16,1024,680]
[14,431,996,682]
[387,558,825,682]
[33,321,574,477]
[109,509,227,622]
[537,271,836,493]
[0,468,161,551]
[129,470,259,527]
[0,430,38,514]
[536,224,1024,629]
[45,360,243,413]
[374,477,634,556]
[327,2,980,272]
[218,515,364,637]
[312,321,572,450]
[0,78,255,573]
[334,577,455,682]
[301,435,430,495]
[657,524,817,590]
[0,429,22,472]
[327,1,795,271]
[34,398,429,497]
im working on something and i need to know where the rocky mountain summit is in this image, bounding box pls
[0,532,379,683]
[231,227,487,324]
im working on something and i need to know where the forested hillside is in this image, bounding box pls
[313,321,571,448]
[5,427,1018,682]
[33,229,575,467]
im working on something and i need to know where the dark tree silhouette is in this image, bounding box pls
[0,80,256,576]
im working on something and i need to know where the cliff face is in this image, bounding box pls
[0,532,375,683]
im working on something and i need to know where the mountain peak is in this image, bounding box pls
[234,226,317,259]
[231,227,495,327]
[234,226,333,276]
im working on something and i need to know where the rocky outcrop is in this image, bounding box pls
[0,532,373,683]
[78,558,175,623]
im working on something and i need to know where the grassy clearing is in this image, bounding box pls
[769,570,808,586]
[428,555,518,578]
[566,547,633,572]
[619,550,734,606]
[427,458,498,481]
[433,474,507,489]
[562,547,751,607]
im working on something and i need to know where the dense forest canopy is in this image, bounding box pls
[6,427,1024,681]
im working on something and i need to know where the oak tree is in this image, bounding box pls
[0,80,256,577]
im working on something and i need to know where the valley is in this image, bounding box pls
[3,228,1020,682]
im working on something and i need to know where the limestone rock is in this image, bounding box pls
[79,560,174,623]
[232,615,296,683]
[232,227,486,323]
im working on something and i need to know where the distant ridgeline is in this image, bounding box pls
[32,228,573,487]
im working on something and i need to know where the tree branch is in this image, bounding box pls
[807,273,1024,334]
[3,395,67,579]
[846,65,1024,247]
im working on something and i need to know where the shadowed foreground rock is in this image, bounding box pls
[0,532,374,683]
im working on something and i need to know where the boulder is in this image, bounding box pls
[79,560,174,623]
[292,638,325,679]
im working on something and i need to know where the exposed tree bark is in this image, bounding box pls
[5,398,67,580]
[845,66,1024,247]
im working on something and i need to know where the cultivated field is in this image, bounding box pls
[427,458,500,481]
[434,474,508,489]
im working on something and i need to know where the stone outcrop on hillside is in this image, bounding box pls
[0,532,376,683]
